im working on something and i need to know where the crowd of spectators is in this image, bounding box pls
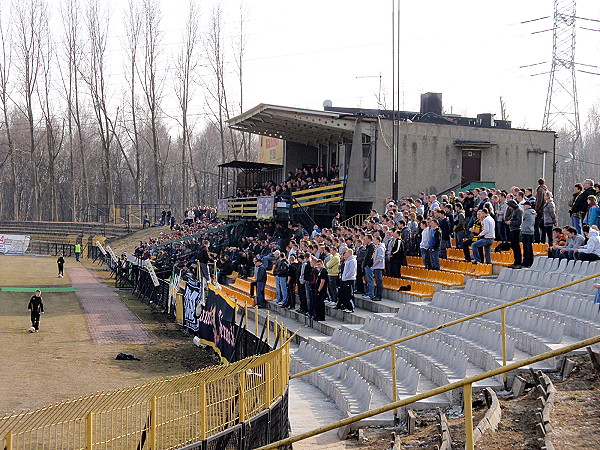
[234,165,340,198]
[133,176,600,322]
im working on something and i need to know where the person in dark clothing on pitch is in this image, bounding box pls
[57,254,65,278]
[28,289,44,332]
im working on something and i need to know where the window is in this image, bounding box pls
[362,135,376,181]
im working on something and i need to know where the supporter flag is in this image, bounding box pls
[183,277,202,331]
[196,284,237,362]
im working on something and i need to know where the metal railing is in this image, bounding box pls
[291,182,344,208]
[338,213,369,228]
[262,332,600,450]
[289,270,600,432]
[0,307,293,450]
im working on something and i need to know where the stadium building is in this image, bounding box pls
[219,93,556,225]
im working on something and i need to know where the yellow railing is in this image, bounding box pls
[339,213,369,227]
[262,332,600,450]
[291,270,600,429]
[292,182,344,208]
[0,311,291,450]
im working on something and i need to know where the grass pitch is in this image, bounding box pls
[0,254,216,415]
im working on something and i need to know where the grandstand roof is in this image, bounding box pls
[227,103,357,146]
[218,160,283,170]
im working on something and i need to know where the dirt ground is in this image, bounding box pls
[352,355,600,449]
[0,253,217,416]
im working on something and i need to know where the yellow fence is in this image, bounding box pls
[0,317,291,450]
[292,183,344,208]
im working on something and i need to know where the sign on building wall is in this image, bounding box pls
[258,136,284,165]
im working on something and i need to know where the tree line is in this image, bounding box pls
[0,0,254,222]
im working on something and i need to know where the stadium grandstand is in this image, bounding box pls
[2,100,600,449]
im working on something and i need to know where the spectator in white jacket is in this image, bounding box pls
[573,227,600,261]
[338,249,357,313]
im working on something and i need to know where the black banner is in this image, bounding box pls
[198,285,237,362]
[183,277,237,362]
[183,277,202,332]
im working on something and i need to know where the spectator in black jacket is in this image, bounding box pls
[197,240,212,281]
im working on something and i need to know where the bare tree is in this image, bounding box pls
[234,2,250,160]
[38,6,61,221]
[13,0,47,220]
[0,4,19,220]
[84,0,115,216]
[61,0,89,221]
[175,0,200,213]
[140,0,165,204]
[119,0,144,206]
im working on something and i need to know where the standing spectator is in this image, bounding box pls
[313,259,328,321]
[389,230,404,278]
[305,256,317,318]
[160,209,166,225]
[521,201,536,267]
[534,178,548,242]
[362,235,375,299]
[496,192,509,242]
[419,220,432,269]
[27,289,44,332]
[332,213,341,230]
[355,239,366,294]
[506,200,524,268]
[284,254,299,309]
[74,243,81,262]
[428,219,441,270]
[339,248,357,313]
[325,247,340,307]
[253,258,267,308]
[296,254,308,315]
[453,203,466,248]
[569,183,586,234]
[143,213,151,229]
[197,240,213,281]
[435,208,451,258]
[273,253,289,306]
[371,235,385,301]
[542,192,557,245]
[471,209,495,264]
[583,195,600,228]
[57,254,65,278]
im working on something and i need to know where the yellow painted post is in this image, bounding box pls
[86,411,93,449]
[390,344,399,425]
[200,382,207,440]
[501,308,508,386]
[5,431,12,450]
[239,371,246,422]
[274,317,279,346]
[464,383,474,450]
[266,361,273,407]
[150,395,157,450]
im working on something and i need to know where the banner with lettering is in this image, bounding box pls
[195,284,237,362]
[0,234,30,254]
[183,276,202,332]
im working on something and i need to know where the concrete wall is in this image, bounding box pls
[358,120,556,209]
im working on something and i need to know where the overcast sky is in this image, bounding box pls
[50,0,600,132]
